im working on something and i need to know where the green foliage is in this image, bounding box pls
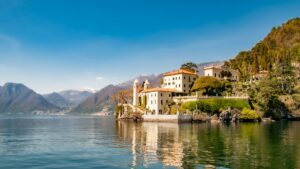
[240,108,260,121]
[247,62,295,119]
[292,94,300,102]
[293,85,300,94]
[229,18,300,80]
[192,76,232,96]
[181,99,250,114]
[181,62,198,71]
[220,70,232,78]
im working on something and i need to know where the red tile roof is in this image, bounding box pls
[164,68,197,76]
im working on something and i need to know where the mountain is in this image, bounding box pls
[117,74,163,88]
[229,18,300,79]
[0,83,59,114]
[69,85,124,114]
[59,90,93,105]
[43,92,73,108]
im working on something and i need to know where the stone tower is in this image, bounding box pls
[133,79,139,107]
[144,79,150,90]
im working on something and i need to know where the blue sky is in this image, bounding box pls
[0,0,300,94]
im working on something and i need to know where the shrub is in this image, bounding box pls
[181,98,250,114]
[240,108,260,121]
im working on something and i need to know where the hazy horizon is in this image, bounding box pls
[1,0,300,94]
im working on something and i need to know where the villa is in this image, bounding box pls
[203,65,239,81]
[128,64,243,122]
[133,68,198,115]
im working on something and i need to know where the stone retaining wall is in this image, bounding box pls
[142,114,192,123]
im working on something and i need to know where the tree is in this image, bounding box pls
[192,76,231,96]
[220,70,232,78]
[110,89,133,104]
[248,75,289,119]
[181,62,198,71]
[271,61,295,94]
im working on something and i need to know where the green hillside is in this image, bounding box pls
[229,18,300,80]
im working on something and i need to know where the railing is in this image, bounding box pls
[173,95,249,103]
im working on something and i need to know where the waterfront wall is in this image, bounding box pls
[142,114,192,123]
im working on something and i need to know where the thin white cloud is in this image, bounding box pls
[96,76,105,80]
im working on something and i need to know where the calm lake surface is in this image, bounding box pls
[0,116,299,169]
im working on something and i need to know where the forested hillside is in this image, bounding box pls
[229,18,300,80]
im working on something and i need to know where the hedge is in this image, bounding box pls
[181,98,250,114]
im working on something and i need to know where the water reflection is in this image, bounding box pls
[0,116,299,168]
[116,121,300,169]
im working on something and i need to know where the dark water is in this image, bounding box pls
[0,116,299,169]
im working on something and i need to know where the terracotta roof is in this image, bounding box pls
[164,68,197,76]
[140,87,180,93]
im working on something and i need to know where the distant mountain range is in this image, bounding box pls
[43,92,73,108]
[0,61,223,114]
[57,90,93,105]
[69,85,125,114]
[0,83,59,114]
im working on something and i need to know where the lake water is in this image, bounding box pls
[0,116,299,169]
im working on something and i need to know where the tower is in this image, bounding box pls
[144,79,150,90]
[133,79,139,107]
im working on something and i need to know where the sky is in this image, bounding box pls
[0,0,300,94]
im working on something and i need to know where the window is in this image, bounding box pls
[179,76,181,80]
[175,85,177,88]
[189,76,191,82]
[179,84,181,87]
[169,94,171,97]
[172,77,175,80]
[151,100,153,104]
[184,84,186,87]
[214,73,217,77]
[168,83,170,85]
[172,82,175,85]
[184,90,186,92]
[161,100,163,105]
[184,76,186,79]
[161,93,163,97]
[166,100,169,104]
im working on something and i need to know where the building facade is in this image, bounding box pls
[162,68,198,94]
[204,65,239,81]
[133,68,198,115]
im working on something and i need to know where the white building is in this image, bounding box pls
[133,68,198,115]
[204,65,239,81]
[162,68,198,94]
[204,66,222,78]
